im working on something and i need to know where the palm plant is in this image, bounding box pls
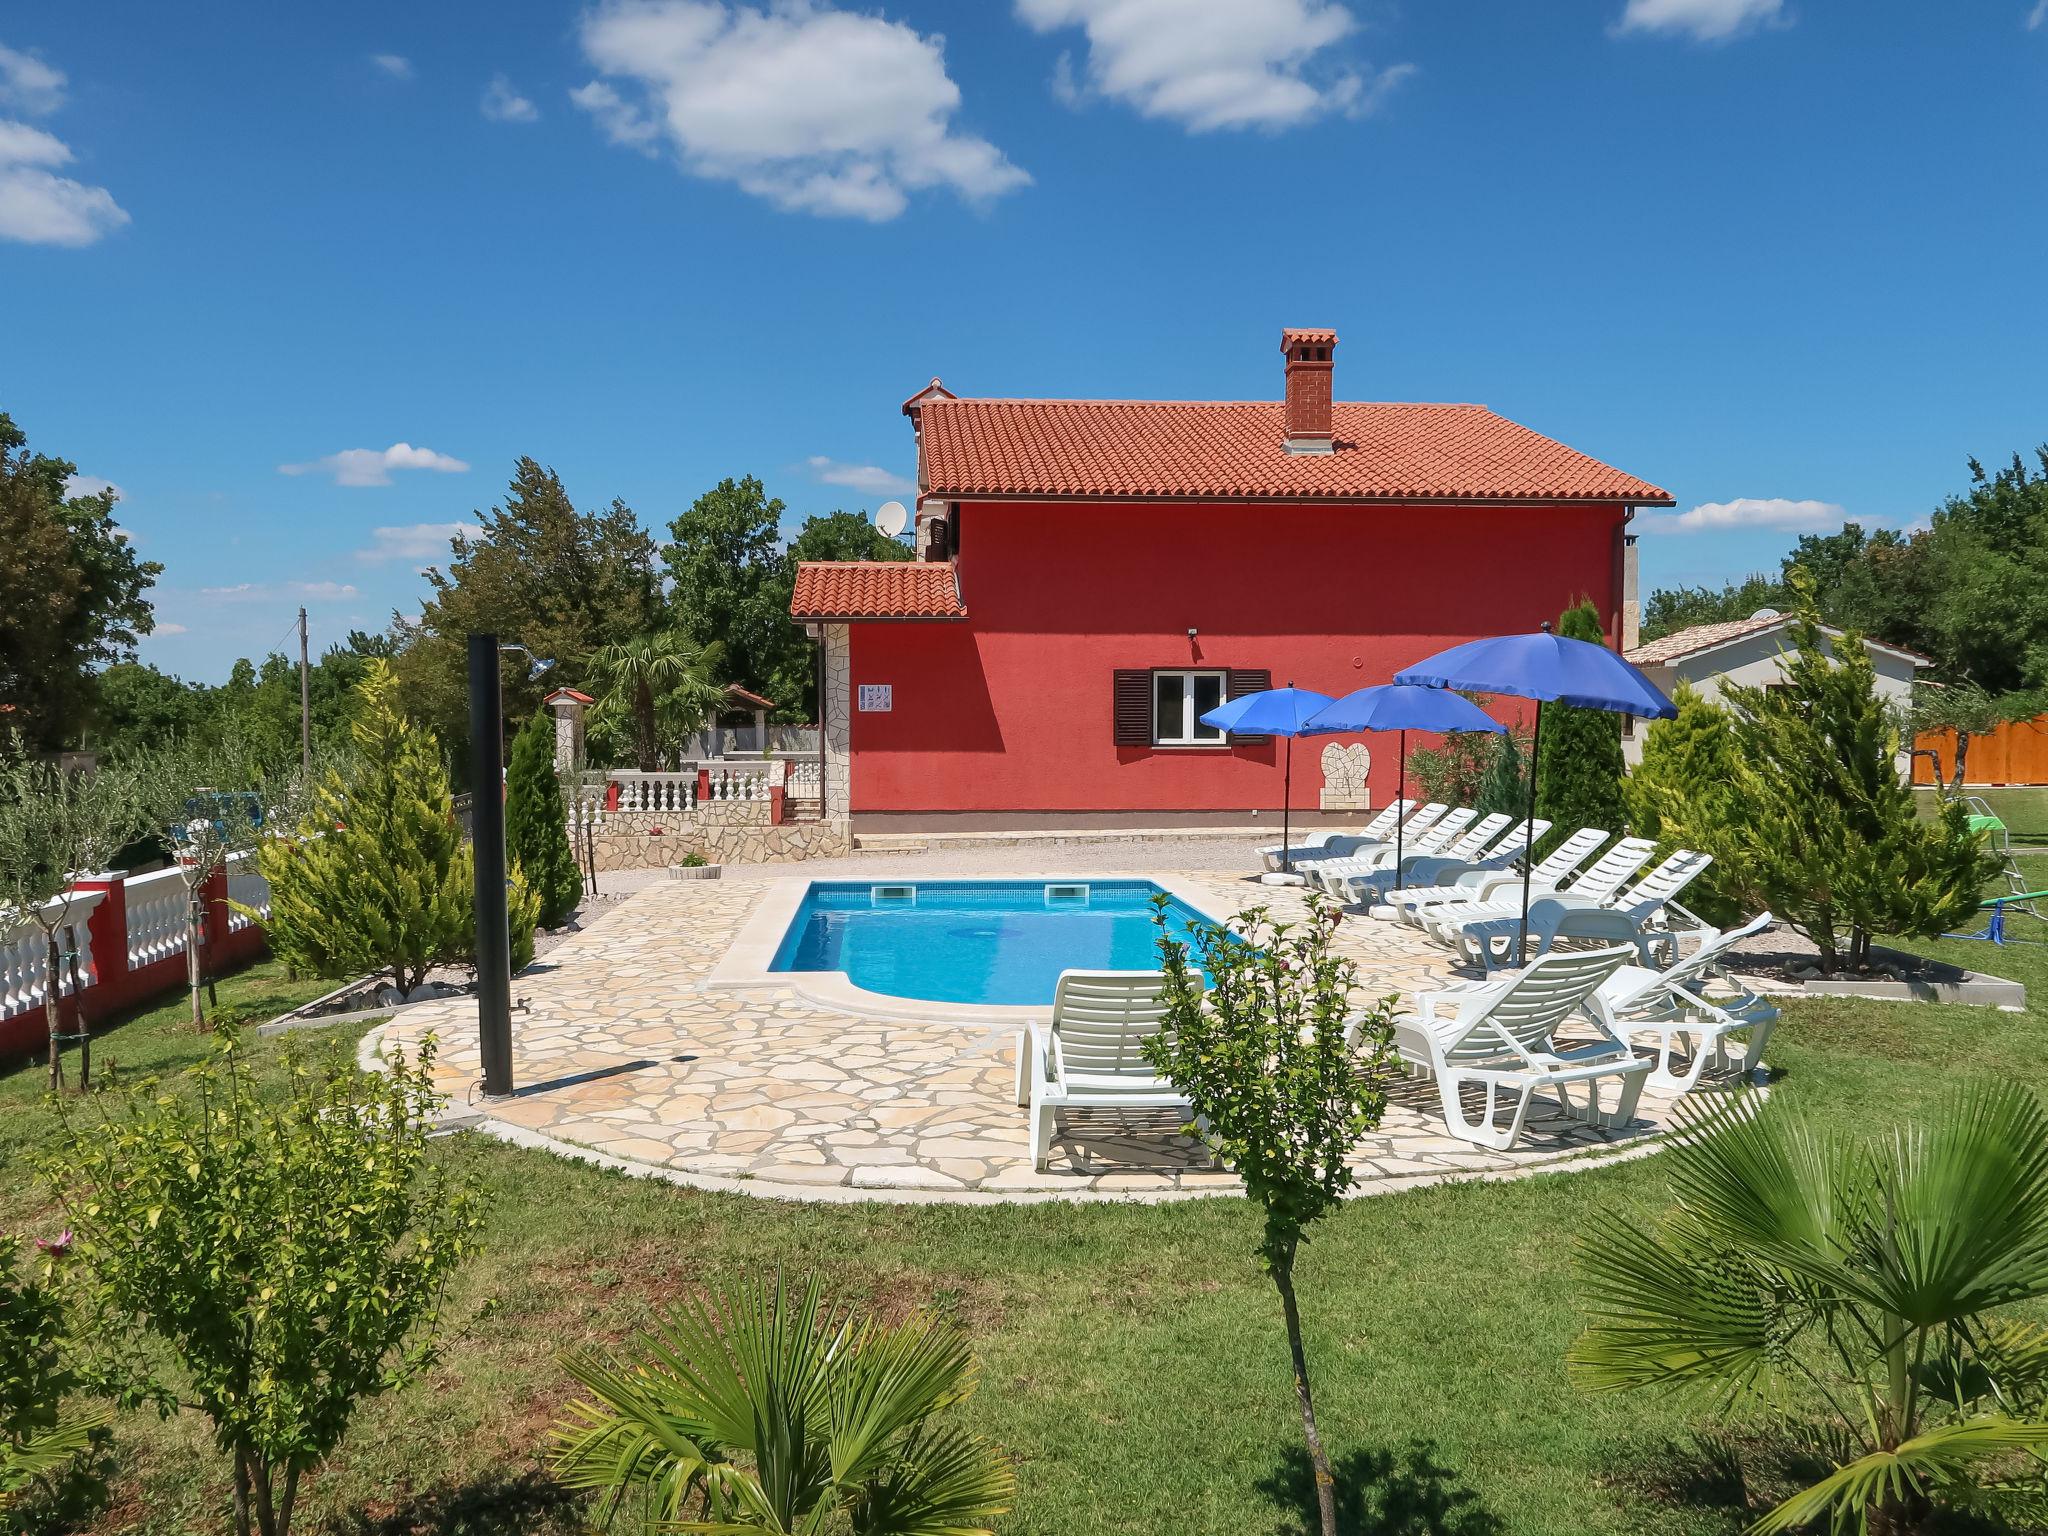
[587,630,726,772]
[550,1276,1014,1535]
[1569,1082,2048,1534]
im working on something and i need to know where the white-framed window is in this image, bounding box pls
[1152,669,1228,746]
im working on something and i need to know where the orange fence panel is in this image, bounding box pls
[1913,713,2048,785]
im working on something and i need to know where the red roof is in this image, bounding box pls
[723,684,775,710]
[543,688,595,705]
[790,562,967,621]
[915,399,1673,505]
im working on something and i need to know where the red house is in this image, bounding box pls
[791,329,1672,831]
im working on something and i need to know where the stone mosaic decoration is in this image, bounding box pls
[1319,742,1372,811]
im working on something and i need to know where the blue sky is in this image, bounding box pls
[7,0,2045,681]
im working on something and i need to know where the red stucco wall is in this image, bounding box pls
[845,498,1628,814]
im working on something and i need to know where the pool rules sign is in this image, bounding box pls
[858,683,893,713]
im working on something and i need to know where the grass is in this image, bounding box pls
[3,938,2045,1534]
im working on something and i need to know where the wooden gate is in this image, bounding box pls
[1912,713,2048,785]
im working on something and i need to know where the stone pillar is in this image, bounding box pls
[546,691,588,775]
[1621,534,1641,654]
[821,623,853,818]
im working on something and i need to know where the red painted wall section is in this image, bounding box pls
[846,498,1627,814]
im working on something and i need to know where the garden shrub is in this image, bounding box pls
[1534,599,1626,857]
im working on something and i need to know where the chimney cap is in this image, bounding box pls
[1281,328,1339,351]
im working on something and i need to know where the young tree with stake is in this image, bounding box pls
[0,743,146,1089]
[1146,894,1396,1536]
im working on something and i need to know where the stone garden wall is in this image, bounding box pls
[585,803,853,872]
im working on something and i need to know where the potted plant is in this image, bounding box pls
[667,850,721,881]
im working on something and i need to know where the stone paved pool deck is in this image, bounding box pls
[367,862,1713,1204]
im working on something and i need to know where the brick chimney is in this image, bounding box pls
[1281,328,1337,454]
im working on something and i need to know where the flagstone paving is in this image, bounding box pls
[368,870,1714,1204]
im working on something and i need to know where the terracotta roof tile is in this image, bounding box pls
[916,399,1673,505]
[790,561,966,621]
[1282,327,1339,347]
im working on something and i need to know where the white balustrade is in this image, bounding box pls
[0,891,103,1021]
[703,765,772,802]
[785,760,823,797]
[611,770,699,814]
[225,851,271,934]
[124,867,190,971]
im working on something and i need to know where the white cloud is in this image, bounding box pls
[0,44,64,116]
[194,581,360,603]
[372,53,414,80]
[573,0,1029,221]
[64,472,121,501]
[482,74,538,122]
[1613,0,1786,42]
[1636,497,1848,535]
[805,455,915,498]
[0,59,128,248]
[1015,0,1408,132]
[354,521,482,564]
[278,442,471,487]
[2028,0,2047,28]
[153,622,188,636]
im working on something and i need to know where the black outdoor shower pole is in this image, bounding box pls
[467,633,514,1097]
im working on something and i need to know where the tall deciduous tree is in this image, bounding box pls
[505,709,581,929]
[1146,894,1396,1536]
[1535,600,1625,859]
[0,414,159,752]
[662,476,805,710]
[393,458,660,765]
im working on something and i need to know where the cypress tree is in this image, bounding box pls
[1534,600,1627,857]
[262,661,539,994]
[1623,681,1744,926]
[1705,587,1992,971]
[1475,730,1526,819]
[506,709,582,929]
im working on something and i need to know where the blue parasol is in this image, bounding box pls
[1304,684,1506,894]
[1396,624,1675,962]
[1200,685,1337,877]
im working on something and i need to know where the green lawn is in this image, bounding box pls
[1917,784,2048,847]
[3,945,2044,1536]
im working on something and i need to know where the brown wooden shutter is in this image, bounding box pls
[1113,669,1152,746]
[1227,668,1273,742]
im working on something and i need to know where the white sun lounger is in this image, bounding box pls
[1590,913,1779,1092]
[1329,819,1550,908]
[1302,807,1480,887]
[1389,826,1608,926]
[1014,970,1190,1171]
[1275,801,1446,876]
[1352,945,1649,1151]
[1308,811,1512,893]
[1258,799,1416,873]
[1461,849,1715,972]
[1420,836,1656,951]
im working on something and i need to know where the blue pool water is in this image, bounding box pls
[770,880,1221,1006]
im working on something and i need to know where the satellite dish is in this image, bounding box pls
[874,501,908,538]
[1749,607,1782,621]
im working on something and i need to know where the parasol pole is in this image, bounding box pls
[1517,699,1544,968]
[1281,732,1293,874]
[1393,728,1408,895]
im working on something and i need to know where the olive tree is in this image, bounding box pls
[0,742,147,1089]
[1145,893,1396,1536]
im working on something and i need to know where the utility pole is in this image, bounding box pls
[297,607,312,776]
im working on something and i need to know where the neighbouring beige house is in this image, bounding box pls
[1622,610,1929,766]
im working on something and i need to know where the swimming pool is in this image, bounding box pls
[768,879,1222,1007]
